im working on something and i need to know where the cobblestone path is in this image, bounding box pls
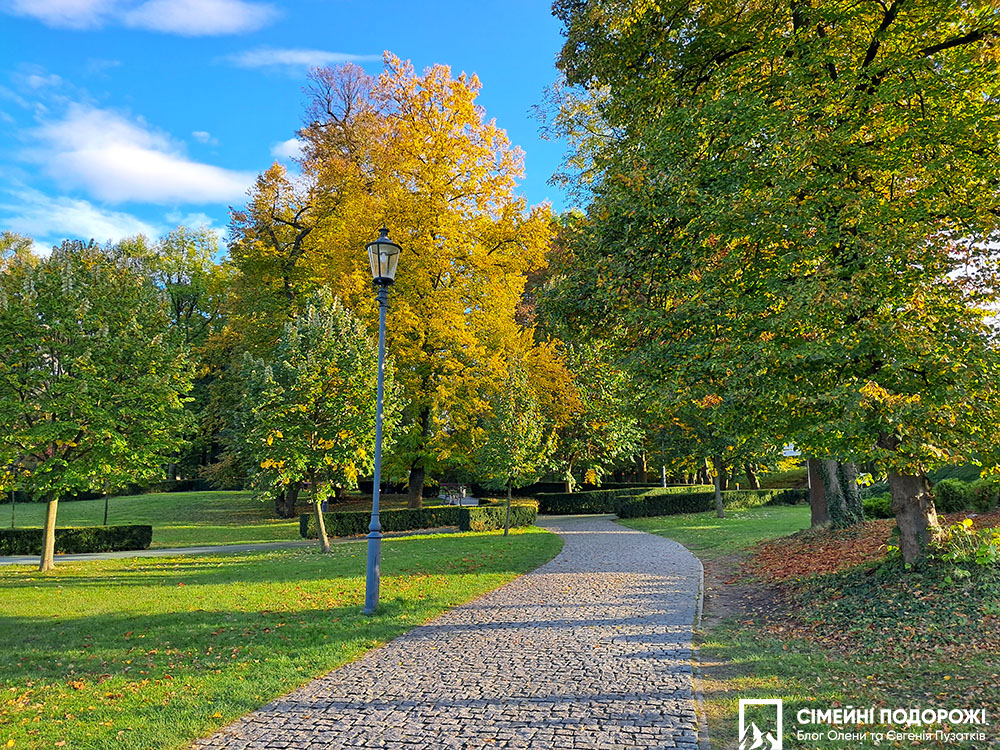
[194,516,704,749]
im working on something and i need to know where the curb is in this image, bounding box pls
[692,555,712,750]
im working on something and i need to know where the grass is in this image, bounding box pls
[626,504,1000,749]
[618,505,810,560]
[2,491,471,549]
[0,526,563,750]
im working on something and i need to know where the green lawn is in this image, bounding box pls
[5,491,474,549]
[5,491,304,548]
[618,505,811,559]
[0,527,563,750]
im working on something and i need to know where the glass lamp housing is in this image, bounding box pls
[366,228,401,284]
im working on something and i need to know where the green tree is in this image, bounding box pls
[239,292,400,551]
[553,0,1000,562]
[0,240,192,570]
[476,361,553,534]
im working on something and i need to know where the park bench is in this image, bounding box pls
[438,483,478,506]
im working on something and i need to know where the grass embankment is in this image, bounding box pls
[4,491,469,549]
[0,527,563,750]
[625,506,1000,749]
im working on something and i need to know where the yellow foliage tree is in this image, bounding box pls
[228,54,551,506]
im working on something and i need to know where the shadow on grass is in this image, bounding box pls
[1,533,549,589]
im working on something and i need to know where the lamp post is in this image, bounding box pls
[364,227,401,615]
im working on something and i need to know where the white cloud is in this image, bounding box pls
[4,0,277,35]
[270,137,303,161]
[123,0,277,36]
[27,104,254,205]
[1,187,160,245]
[228,47,380,72]
[5,0,113,29]
[192,130,218,145]
[24,73,63,89]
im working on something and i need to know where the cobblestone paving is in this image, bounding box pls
[194,516,704,749]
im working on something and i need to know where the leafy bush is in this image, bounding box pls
[933,479,973,513]
[863,493,894,519]
[461,504,537,532]
[970,478,1000,512]
[300,504,537,538]
[0,525,153,555]
[615,488,807,519]
[931,519,1000,580]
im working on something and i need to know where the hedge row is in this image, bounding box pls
[615,487,809,519]
[300,504,537,539]
[863,476,1000,519]
[536,485,714,514]
[0,525,153,555]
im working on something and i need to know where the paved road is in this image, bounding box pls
[194,515,704,750]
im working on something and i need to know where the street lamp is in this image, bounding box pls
[364,227,401,615]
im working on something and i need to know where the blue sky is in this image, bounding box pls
[0,0,569,253]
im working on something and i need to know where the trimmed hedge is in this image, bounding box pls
[300,504,537,539]
[536,485,714,514]
[933,479,973,513]
[0,525,153,555]
[615,487,808,519]
[863,493,894,519]
[461,504,537,532]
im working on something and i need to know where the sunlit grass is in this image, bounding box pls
[618,505,810,559]
[0,527,563,750]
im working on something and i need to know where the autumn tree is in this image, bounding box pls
[239,292,399,548]
[554,0,1000,562]
[227,54,552,507]
[0,240,192,570]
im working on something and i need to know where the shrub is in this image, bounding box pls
[931,519,1000,574]
[933,479,973,513]
[300,504,537,538]
[0,525,153,555]
[536,485,714,514]
[301,506,463,539]
[863,493,894,519]
[970,478,1000,512]
[460,504,537,532]
[614,488,806,519]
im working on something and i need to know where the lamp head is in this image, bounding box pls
[366,227,401,285]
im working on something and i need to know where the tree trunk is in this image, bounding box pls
[718,463,729,491]
[311,476,330,553]
[838,462,863,524]
[408,464,425,509]
[39,496,58,572]
[103,492,109,526]
[889,472,939,564]
[274,486,298,519]
[696,462,709,485]
[711,456,725,518]
[334,484,347,501]
[807,458,829,528]
[504,483,512,537]
[819,460,863,528]
[634,452,648,483]
[744,462,761,490]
